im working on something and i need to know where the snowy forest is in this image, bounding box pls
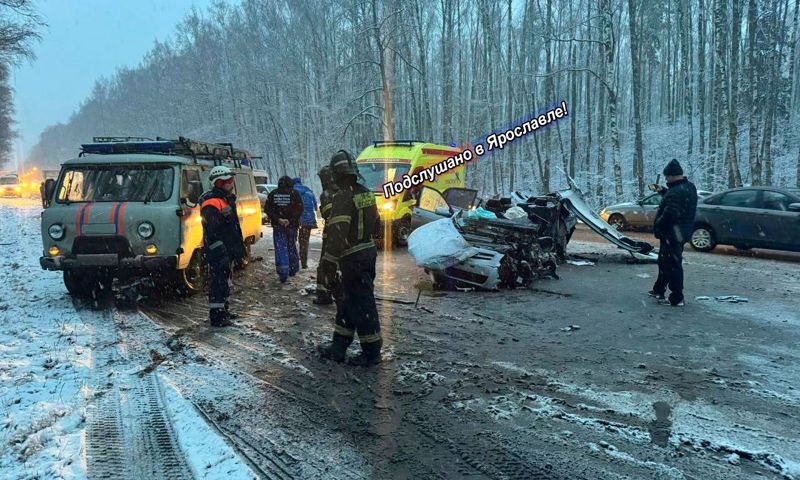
[23,0,800,204]
[0,0,42,165]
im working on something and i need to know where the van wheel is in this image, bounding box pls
[394,217,412,247]
[63,270,95,298]
[176,250,206,296]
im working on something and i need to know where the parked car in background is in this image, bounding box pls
[256,183,277,224]
[690,186,800,252]
[1,174,23,197]
[600,190,713,231]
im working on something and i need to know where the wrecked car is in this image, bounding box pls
[408,181,658,291]
[409,187,572,290]
[410,186,576,261]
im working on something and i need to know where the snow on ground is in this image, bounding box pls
[159,376,257,480]
[0,201,89,479]
[0,200,256,479]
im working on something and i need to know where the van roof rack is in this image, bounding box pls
[372,140,425,148]
[80,136,254,166]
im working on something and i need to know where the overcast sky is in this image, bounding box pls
[10,0,214,166]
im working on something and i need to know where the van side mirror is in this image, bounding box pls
[43,179,56,208]
[789,203,800,212]
[187,181,202,204]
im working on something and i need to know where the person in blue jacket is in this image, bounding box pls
[293,177,318,269]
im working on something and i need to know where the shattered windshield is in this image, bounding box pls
[358,161,411,192]
[56,165,175,203]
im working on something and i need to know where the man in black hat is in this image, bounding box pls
[648,159,698,306]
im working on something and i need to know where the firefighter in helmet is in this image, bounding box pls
[317,150,382,366]
[200,165,246,327]
[313,165,340,305]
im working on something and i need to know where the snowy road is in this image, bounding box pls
[2,197,800,479]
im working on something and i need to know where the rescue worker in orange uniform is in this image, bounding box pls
[200,165,247,327]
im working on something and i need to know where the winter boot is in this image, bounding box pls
[313,293,333,305]
[210,308,235,327]
[224,301,240,320]
[317,335,350,363]
[648,290,666,300]
[658,298,685,307]
[347,339,382,367]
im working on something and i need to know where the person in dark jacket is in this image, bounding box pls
[649,159,698,306]
[317,150,382,366]
[314,166,340,305]
[200,166,247,327]
[266,176,304,282]
[293,177,318,269]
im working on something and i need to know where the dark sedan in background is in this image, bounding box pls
[690,186,800,252]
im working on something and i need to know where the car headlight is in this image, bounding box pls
[48,224,65,240]
[137,222,154,239]
[382,201,395,211]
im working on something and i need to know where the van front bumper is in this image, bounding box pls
[40,254,177,272]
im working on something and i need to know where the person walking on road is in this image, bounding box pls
[648,159,698,307]
[314,166,340,306]
[266,176,304,283]
[293,177,318,269]
[200,166,247,327]
[317,150,382,366]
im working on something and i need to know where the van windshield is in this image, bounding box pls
[0,176,19,185]
[358,161,411,192]
[57,165,175,203]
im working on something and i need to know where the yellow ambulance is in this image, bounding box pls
[355,140,467,246]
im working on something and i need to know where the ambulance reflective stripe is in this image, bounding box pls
[334,324,354,338]
[328,215,350,225]
[359,333,382,343]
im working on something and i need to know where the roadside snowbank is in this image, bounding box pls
[0,202,89,479]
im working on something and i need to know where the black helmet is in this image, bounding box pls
[329,149,358,177]
[318,166,337,190]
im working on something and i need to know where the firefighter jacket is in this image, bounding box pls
[200,188,246,262]
[319,188,336,222]
[325,182,378,261]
